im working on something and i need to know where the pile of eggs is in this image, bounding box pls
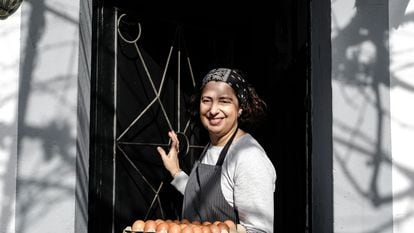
[128,218,241,233]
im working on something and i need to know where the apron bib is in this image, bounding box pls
[182,129,239,223]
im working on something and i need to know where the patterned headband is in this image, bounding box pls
[201,68,249,107]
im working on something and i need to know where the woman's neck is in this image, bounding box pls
[209,127,245,146]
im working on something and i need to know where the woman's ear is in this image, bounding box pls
[238,109,243,117]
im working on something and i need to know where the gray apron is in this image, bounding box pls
[182,129,239,223]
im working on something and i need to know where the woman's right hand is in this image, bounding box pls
[157,131,181,178]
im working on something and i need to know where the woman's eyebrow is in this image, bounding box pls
[200,95,234,100]
[219,95,233,99]
[219,96,234,101]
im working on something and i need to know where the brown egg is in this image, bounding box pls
[208,224,220,233]
[191,225,203,233]
[156,222,169,233]
[213,221,221,226]
[180,218,191,224]
[155,219,164,225]
[168,222,180,228]
[223,220,237,231]
[180,223,188,229]
[200,225,212,233]
[181,226,194,233]
[168,223,182,233]
[217,223,229,233]
[131,219,145,232]
[202,221,212,226]
[144,220,157,232]
[191,220,201,225]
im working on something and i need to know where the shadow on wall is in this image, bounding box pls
[0,0,86,232]
[332,0,414,232]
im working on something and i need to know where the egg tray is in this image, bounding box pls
[122,224,247,233]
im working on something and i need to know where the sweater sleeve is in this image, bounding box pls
[170,171,189,195]
[233,147,276,233]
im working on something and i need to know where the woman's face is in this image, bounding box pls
[199,81,241,140]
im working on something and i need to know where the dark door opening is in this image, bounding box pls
[90,1,310,233]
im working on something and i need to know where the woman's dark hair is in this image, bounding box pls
[187,69,267,131]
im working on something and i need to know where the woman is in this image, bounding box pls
[157,68,276,232]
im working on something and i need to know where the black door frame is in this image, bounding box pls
[88,1,333,233]
[89,1,117,233]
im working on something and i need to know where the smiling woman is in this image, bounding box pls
[157,68,276,233]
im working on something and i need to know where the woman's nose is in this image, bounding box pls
[209,102,220,115]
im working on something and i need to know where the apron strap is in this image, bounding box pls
[195,128,238,191]
[216,128,238,166]
[215,128,240,224]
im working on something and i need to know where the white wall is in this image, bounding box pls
[16,0,79,232]
[389,1,414,233]
[0,0,90,232]
[0,7,21,233]
[332,0,414,232]
[331,0,393,232]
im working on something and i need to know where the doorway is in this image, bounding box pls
[89,1,311,233]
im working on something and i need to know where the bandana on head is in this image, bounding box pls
[201,68,249,108]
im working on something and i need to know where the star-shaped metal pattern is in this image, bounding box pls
[115,13,205,220]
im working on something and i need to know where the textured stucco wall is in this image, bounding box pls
[389,1,414,233]
[331,1,414,232]
[0,7,21,233]
[16,0,79,232]
[0,0,91,232]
